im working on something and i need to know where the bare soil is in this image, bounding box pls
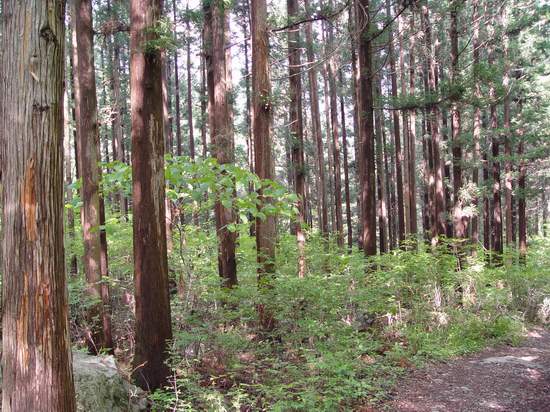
[384,328,550,412]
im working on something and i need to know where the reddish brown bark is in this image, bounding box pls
[339,70,354,250]
[304,4,328,238]
[288,0,307,276]
[421,4,446,245]
[74,0,113,353]
[387,0,405,243]
[375,79,389,253]
[1,0,77,409]
[251,0,276,330]
[325,21,344,248]
[451,0,467,240]
[356,0,377,256]
[407,5,418,239]
[173,0,183,155]
[130,0,173,390]
[517,101,527,263]
[205,0,238,287]
[471,0,481,247]
[186,5,195,160]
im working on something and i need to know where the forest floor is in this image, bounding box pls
[383,327,550,411]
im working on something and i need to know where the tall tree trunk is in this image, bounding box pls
[130,0,173,390]
[1,0,77,409]
[251,0,276,329]
[356,0,377,256]
[339,70,353,250]
[304,4,328,238]
[173,0,183,155]
[517,101,526,263]
[288,0,307,276]
[471,0,481,248]
[200,28,208,158]
[64,88,79,275]
[186,5,195,160]
[350,6,363,249]
[387,0,405,243]
[205,0,238,286]
[162,54,174,252]
[407,5,418,239]
[488,19,503,260]
[451,0,466,240]
[322,64,336,233]
[110,16,127,216]
[502,7,513,247]
[74,0,113,354]
[375,78,389,253]
[421,3,446,245]
[325,21,344,248]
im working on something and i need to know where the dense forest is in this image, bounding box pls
[0,0,549,410]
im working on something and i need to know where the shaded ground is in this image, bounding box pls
[385,328,550,411]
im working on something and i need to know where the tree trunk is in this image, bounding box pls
[387,0,405,243]
[375,78,389,253]
[488,19,503,260]
[322,63,336,233]
[304,4,328,238]
[1,1,77,409]
[74,0,113,354]
[288,0,307,276]
[251,0,277,329]
[205,0,238,287]
[186,6,195,160]
[130,0,173,390]
[64,88,79,276]
[517,101,526,263]
[339,70,353,250]
[325,21,344,248]
[421,4,446,245]
[471,0,481,248]
[172,0,183,156]
[356,0,377,256]
[502,7,513,248]
[407,5,418,239]
[451,0,466,240]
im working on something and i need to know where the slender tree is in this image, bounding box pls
[74,0,113,353]
[1,0,77,409]
[288,0,307,276]
[205,0,238,287]
[356,0,377,256]
[251,0,276,329]
[130,0,173,390]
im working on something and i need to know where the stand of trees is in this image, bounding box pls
[0,0,548,408]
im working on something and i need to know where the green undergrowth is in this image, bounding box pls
[145,230,550,411]
[64,212,550,411]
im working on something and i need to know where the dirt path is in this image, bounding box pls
[385,328,550,411]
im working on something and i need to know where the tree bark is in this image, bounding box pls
[356,0,377,256]
[304,4,329,238]
[1,1,77,409]
[325,20,344,248]
[288,0,307,276]
[407,5,418,239]
[251,0,277,329]
[339,70,354,250]
[186,5,195,160]
[375,78,389,253]
[471,0,481,248]
[421,3,446,245]
[205,0,238,287]
[130,0,173,390]
[74,0,113,354]
[517,100,526,263]
[387,0,405,243]
[451,0,467,240]
[173,0,183,156]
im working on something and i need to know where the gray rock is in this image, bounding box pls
[72,351,148,412]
